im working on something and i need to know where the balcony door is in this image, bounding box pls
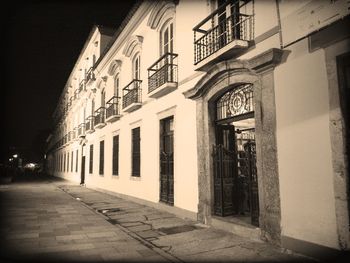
[101,90,105,108]
[217,0,240,48]
[133,54,141,80]
[91,99,95,116]
[160,116,174,205]
[114,74,120,97]
[160,21,173,55]
[160,21,174,83]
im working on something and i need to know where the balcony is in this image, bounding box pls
[86,67,95,83]
[78,123,85,138]
[193,0,253,70]
[106,96,121,123]
[122,80,142,113]
[85,116,95,134]
[148,53,178,98]
[94,107,106,129]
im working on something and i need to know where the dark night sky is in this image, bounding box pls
[2,0,137,163]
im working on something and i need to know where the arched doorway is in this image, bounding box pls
[212,83,259,226]
[184,50,285,243]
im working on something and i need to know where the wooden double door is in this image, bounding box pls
[160,117,174,205]
[213,124,259,226]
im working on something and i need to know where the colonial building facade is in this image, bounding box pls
[46,0,350,258]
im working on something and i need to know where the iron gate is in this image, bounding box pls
[213,138,259,226]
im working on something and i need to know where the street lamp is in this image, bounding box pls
[13,154,18,158]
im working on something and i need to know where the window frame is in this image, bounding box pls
[99,140,104,176]
[89,145,93,174]
[112,134,119,176]
[131,127,141,177]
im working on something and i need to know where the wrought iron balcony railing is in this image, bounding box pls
[122,79,142,109]
[193,0,253,65]
[86,67,95,82]
[106,96,121,122]
[148,53,178,94]
[94,107,106,128]
[85,116,94,133]
[78,123,85,137]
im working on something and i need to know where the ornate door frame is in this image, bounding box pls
[184,48,286,245]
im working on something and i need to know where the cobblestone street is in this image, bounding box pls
[0,176,314,262]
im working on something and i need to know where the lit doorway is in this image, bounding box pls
[213,83,259,226]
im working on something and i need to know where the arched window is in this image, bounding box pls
[132,54,141,80]
[160,20,174,55]
[114,73,120,96]
[216,84,254,121]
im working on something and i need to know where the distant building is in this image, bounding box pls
[46,0,350,259]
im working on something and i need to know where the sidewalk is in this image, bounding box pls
[0,176,314,262]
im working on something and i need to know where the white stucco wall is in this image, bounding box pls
[52,0,201,214]
[274,38,339,249]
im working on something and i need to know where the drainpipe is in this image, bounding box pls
[275,0,283,49]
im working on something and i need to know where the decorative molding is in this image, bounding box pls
[107,59,123,76]
[248,48,285,73]
[183,60,250,100]
[122,35,143,57]
[147,0,176,30]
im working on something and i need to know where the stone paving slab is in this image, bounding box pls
[0,177,319,262]
[60,184,316,263]
[0,179,172,262]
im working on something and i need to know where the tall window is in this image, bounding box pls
[112,135,119,176]
[76,149,78,172]
[99,140,104,176]
[67,152,70,172]
[63,153,66,172]
[89,145,93,174]
[160,21,173,55]
[101,90,105,108]
[91,99,95,115]
[133,54,141,80]
[71,151,74,172]
[132,127,141,177]
[114,74,120,96]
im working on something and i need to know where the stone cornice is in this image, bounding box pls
[95,2,153,73]
[248,48,284,73]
